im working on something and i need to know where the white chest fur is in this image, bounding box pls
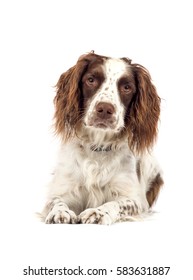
[55,140,136,188]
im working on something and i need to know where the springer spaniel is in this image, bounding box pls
[41,52,163,224]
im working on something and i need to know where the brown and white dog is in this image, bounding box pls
[41,52,163,224]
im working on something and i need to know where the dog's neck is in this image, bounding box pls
[90,144,112,152]
[76,126,129,154]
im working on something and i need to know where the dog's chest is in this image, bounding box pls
[59,141,133,191]
[81,155,115,188]
[77,145,133,190]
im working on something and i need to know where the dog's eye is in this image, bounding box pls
[122,84,132,93]
[87,77,95,83]
[124,85,130,90]
[86,76,97,86]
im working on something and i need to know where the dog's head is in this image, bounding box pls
[54,52,161,152]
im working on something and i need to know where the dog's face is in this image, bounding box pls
[54,53,160,152]
[81,57,136,133]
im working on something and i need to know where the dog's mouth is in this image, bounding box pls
[84,120,124,135]
[94,122,109,129]
[85,119,116,130]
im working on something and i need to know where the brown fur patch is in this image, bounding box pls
[146,173,164,207]
[136,160,141,181]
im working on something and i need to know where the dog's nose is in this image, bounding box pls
[96,102,115,119]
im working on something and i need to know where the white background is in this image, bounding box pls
[0,0,193,279]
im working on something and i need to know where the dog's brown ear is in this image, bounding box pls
[54,53,96,139]
[127,64,161,153]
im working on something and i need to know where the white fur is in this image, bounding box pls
[42,132,161,224]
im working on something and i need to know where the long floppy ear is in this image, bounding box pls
[54,53,95,139]
[127,64,161,153]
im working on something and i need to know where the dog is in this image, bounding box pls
[41,52,163,224]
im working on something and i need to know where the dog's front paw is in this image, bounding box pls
[78,208,113,225]
[45,206,77,224]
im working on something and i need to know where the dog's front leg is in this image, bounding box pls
[78,198,144,225]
